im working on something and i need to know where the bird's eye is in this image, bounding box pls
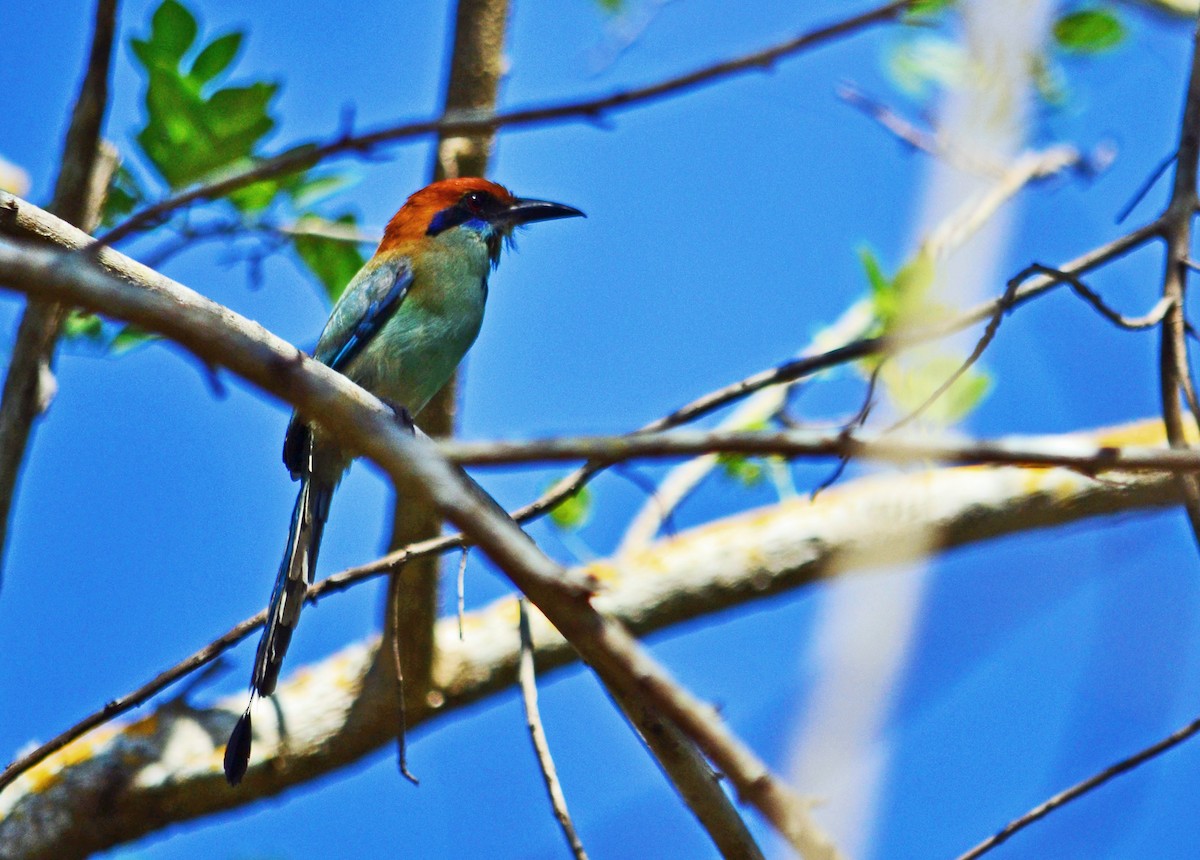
[462,191,489,213]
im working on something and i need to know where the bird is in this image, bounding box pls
[224,177,583,785]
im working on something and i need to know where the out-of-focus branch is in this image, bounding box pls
[95,0,919,248]
[0,0,118,577]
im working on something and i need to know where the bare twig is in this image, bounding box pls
[518,598,589,860]
[837,81,1014,178]
[955,712,1200,860]
[439,426,1200,473]
[1158,17,1200,551]
[95,0,918,248]
[0,0,119,578]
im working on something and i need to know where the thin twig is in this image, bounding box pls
[812,358,884,496]
[518,598,589,860]
[1116,151,1177,224]
[456,546,469,640]
[390,571,419,785]
[439,427,1200,473]
[0,611,264,793]
[885,258,1158,433]
[837,81,1006,178]
[1157,16,1200,552]
[94,0,918,248]
[955,712,1200,860]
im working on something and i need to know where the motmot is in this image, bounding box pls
[224,177,583,784]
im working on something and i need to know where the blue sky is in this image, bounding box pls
[3,1,1200,858]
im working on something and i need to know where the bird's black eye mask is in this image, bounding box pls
[426,190,505,236]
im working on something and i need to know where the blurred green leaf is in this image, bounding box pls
[862,247,937,331]
[292,213,368,302]
[887,36,969,97]
[1030,52,1070,107]
[291,174,356,208]
[548,485,592,531]
[1053,8,1125,54]
[595,0,625,12]
[905,0,955,20]
[62,311,104,343]
[110,326,159,355]
[718,453,766,487]
[858,246,891,299]
[190,31,242,85]
[884,355,991,424]
[100,163,146,227]
[153,0,197,61]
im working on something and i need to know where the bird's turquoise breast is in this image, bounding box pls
[346,237,489,416]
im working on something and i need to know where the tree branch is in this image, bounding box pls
[438,426,1200,473]
[94,0,918,248]
[0,410,1184,856]
[0,239,826,856]
[0,0,118,578]
[380,0,512,787]
[1158,16,1200,553]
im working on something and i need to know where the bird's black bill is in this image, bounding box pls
[505,197,585,226]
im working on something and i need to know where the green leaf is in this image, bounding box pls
[189,31,242,85]
[893,248,934,303]
[718,453,766,487]
[289,173,356,208]
[131,3,277,190]
[858,246,891,299]
[548,485,592,531]
[110,325,159,355]
[1053,9,1125,54]
[883,355,992,424]
[100,163,146,227]
[905,0,955,20]
[595,0,625,12]
[887,36,969,97]
[62,311,104,343]
[150,0,197,63]
[292,213,368,302]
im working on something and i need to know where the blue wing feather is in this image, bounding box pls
[283,256,413,475]
[315,257,414,373]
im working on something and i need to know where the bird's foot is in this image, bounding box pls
[382,400,416,435]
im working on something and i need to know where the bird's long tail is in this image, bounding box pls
[224,471,332,785]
